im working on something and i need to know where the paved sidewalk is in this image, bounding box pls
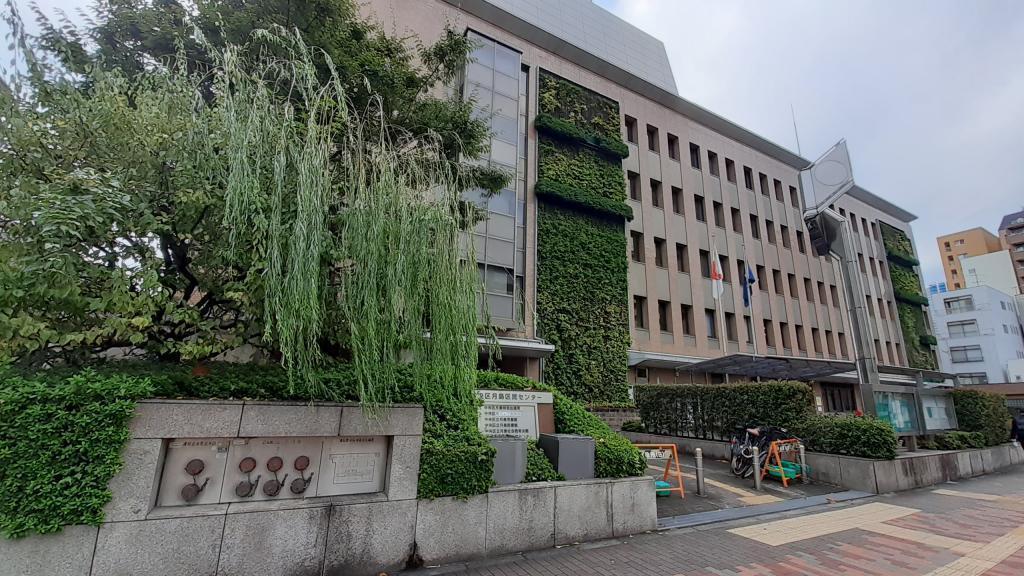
[416,467,1024,576]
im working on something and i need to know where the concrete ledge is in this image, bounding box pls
[103,438,162,522]
[238,403,342,437]
[415,494,489,564]
[131,400,243,439]
[486,485,555,555]
[218,507,330,576]
[610,476,657,536]
[324,500,417,576]
[0,525,97,576]
[554,482,613,545]
[339,405,424,436]
[93,516,224,576]
[386,435,423,501]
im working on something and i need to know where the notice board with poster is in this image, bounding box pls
[476,389,554,439]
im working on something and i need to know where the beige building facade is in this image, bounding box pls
[361,0,930,410]
[999,210,1024,294]
[936,227,1003,290]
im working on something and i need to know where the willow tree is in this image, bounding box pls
[1,21,487,405]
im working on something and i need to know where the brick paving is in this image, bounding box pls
[420,467,1024,576]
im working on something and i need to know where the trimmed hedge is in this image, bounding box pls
[534,113,629,159]
[535,177,633,220]
[935,431,986,450]
[0,370,152,538]
[476,371,646,478]
[895,290,929,307]
[537,138,626,205]
[880,222,936,370]
[794,415,898,459]
[919,334,938,347]
[525,439,564,482]
[635,381,815,440]
[621,419,644,433]
[537,71,621,140]
[952,389,1010,446]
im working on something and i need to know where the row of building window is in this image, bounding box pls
[623,117,803,210]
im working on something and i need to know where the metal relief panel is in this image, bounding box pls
[220,437,323,502]
[316,437,389,496]
[156,439,230,507]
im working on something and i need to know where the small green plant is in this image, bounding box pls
[795,415,898,460]
[621,419,645,433]
[934,431,987,450]
[952,390,1011,446]
[525,440,564,482]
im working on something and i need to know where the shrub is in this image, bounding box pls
[477,371,646,478]
[534,113,629,159]
[935,431,986,451]
[795,415,898,459]
[525,440,564,482]
[952,389,1011,446]
[0,370,152,538]
[635,381,814,439]
[621,419,645,433]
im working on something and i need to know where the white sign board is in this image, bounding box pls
[476,389,553,439]
[641,448,672,460]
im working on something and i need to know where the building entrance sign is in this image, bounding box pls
[476,389,553,439]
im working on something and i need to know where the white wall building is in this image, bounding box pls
[929,285,1024,384]
[960,250,1020,296]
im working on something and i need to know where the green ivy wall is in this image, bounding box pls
[880,222,937,370]
[535,70,631,402]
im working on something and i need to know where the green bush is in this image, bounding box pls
[537,70,621,139]
[534,113,629,159]
[635,381,814,439]
[621,419,645,433]
[525,440,564,482]
[952,389,1011,446]
[795,415,898,459]
[0,370,152,538]
[934,431,986,450]
[537,138,626,204]
[535,177,633,220]
[477,371,646,478]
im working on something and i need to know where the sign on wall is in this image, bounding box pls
[476,389,553,439]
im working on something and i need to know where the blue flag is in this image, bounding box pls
[742,264,757,308]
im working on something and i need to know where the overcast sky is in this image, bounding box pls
[596,0,1024,284]
[6,1,1024,283]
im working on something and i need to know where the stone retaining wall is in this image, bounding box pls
[3,400,656,576]
[622,431,1024,494]
[587,407,640,431]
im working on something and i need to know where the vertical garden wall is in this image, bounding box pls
[534,70,632,402]
[880,222,938,370]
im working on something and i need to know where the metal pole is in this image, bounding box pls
[752,445,762,491]
[799,443,809,484]
[695,448,706,496]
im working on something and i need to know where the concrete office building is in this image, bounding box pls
[999,209,1024,294]
[936,227,1003,291]
[929,285,1024,384]
[362,0,938,413]
[960,251,1021,296]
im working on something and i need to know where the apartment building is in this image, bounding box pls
[362,0,936,412]
[959,251,1020,296]
[936,227,1003,290]
[999,209,1024,294]
[929,285,1024,384]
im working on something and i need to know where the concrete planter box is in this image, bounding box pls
[3,400,656,576]
[622,431,1024,494]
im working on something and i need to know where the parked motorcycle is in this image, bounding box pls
[729,425,794,478]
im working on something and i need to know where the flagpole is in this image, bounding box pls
[743,242,760,357]
[712,235,727,354]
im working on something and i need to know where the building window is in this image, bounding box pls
[950,345,984,363]
[789,186,799,208]
[773,179,784,202]
[948,320,979,337]
[719,254,732,282]
[804,278,815,303]
[707,150,720,177]
[671,186,683,215]
[749,215,761,239]
[743,166,754,190]
[765,219,777,244]
[764,319,776,347]
[795,325,807,351]
[838,332,849,358]
[779,322,792,350]
[713,201,725,228]
[628,171,640,201]
[680,304,694,336]
[630,231,644,262]
[756,266,767,291]
[822,384,855,412]
[653,237,667,268]
[817,281,827,304]
[725,158,737,183]
[725,312,737,341]
[830,285,840,307]
[878,297,886,319]
[850,213,859,233]
[633,296,648,329]
[780,224,791,249]
[745,316,755,343]
[944,296,974,313]
[957,372,988,385]
[699,250,711,278]
[825,330,836,356]
[650,179,663,208]
[861,218,869,237]
[772,269,784,294]
[759,173,769,196]
[676,243,690,273]
[787,273,798,299]
[944,241,951,252]
[870,222,879,240]
[658,300,672,332]
[731,208,743,233]
[796,230,806,253]
[647,124,659,152]
[705,309,718,339]
[689,143,701,170]
[624,115,638,144]
[667,133,679,160]
[694,194,706,222]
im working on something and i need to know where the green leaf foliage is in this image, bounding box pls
[535,178,634,220]
[794,415,898,459]
[0,370,152,538]
[476,371,646,478]
[951,389,1011,447]
[635,382,815,439]
[525,440,564,482]
[535,70,631,403]
[620,419,645,433]
[534,113,629,159]
[919,334,938,347]
[896,302,938,370]
[879,223,936,370]
[934,431,987,450]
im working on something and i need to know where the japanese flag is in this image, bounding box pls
[710,246,724,300]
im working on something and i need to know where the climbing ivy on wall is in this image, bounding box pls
[880,222,937,370]
[535,70,631,402]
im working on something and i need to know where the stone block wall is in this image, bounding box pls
[587,407,639,431]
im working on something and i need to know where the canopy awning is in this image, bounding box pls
[681,354,854,380]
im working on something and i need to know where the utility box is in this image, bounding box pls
[490,438,527,485]
[538,433,594,480]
